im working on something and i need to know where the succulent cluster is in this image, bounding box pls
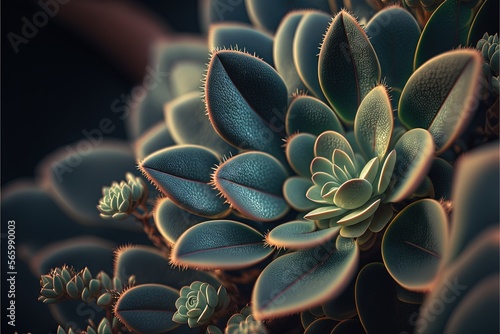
[97,172,148,219]
[477,33,499,94]
[56,317,118,334]
[173,281,230,328]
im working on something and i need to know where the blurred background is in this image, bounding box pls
[2,0,201,186]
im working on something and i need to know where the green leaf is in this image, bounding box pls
[400,49,483,154]
[153,198,206,244]
[274,11,309,94]
[283,177,317,211]
[171,220,273,269]
[366,7,420,93]
[382,199,448,291]
[321,274,357,321]
[445,142,499,265]
[428,158,454,200]
[356,263,421,334]
[165,92,237,157]
[245,0,331,32]
[135,123,176,160]
[414,0,481,69]
[114,245,221,289]
[294,11,332,100]
[209,23,274,66]
[334,179,373,210]
[252,237,358,319]
[319,10,381,124]
[140,145,230,218]
[266,220,341,249]
[205,50,288,164]
[354,85,394,161]
[212,152,289,221]
[286,96,344,137]
[385,129,434,203]
[286,133,316,177]
[114,284,180,334]
[314,131,355,163]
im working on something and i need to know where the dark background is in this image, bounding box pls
[1,0,200,187]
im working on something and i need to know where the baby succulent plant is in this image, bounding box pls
[15,0,496,333]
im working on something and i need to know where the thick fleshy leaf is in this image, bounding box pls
[205,50,288,163]
[286,133,316,177]
[445,142,499,265]
[414,0,481,69]
[171,220,273,269]
[199,0,251,33]
[331,319,365,334]
[319,10,381,124]
[286,96,344,136]
[304,318,337,334]
[385,129,434,203]
[114,245,221,288]
[165,92,236,156]
[354,85,393,160]
[294,11,332,99]
[305,206,347,220]
[428,158,454,200]
[252,237,359,320]
[115,284,180,334]
[154,198,206,244]
[266,220,341,249]
[274,11,308,94]
[245,0,331,32]
[209,23,274,66]
[467,0,499,46]
[417,229,500,334]
[39,141,145,225]
[283,177,317,211]
[382,199,448,291]
[212,152,289,221]
[140,145,230,218]
[356,263,421,334]
[135,122,175,160]
[366,7,420,94]
[400,50,483,154]
[334,179,373,210]
[336,198,380,227]
[444,275,500,334]
[314,131,355,163]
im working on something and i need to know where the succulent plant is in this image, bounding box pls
[477,33,499,94]
[97,172,148,220]
[172,281,230,328]
[224,306,268,334]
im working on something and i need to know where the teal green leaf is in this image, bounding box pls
[334,179,373,210]
[366,7,420,93]
[114,245,221,289]
[444,275,499,334]
[467,0,499,46]
[114,284,180,334]
[140,145,230,218]
[314,131,355,162]
[205,50,288,163]
[304,206,346,220]
[304,318,337,334]
[266,220,341,249]
[356,263,421,334]
[414,0,481,69]
[400,49,483,154]
[153,198,206,244]
[165,92,237,157]
[283,177,317,211]
[286,96,344,136]
[319,10,381,124]
[245,0,331,32]
[331,319,365,334]
[385,129,434,203]
[294,11,332,100]
[274,11,308,94]
[321,274,357,321]
[417,228,500,334]
[252,237,358,319]
[200,0,251,33]
[212,152,289,221]
[286,133,316,177]
[382,199,448,291]
[445,142,499,265]
[354,85,393,160]
[428,158,454,200]
[171,220,273,269]
[209,23,274,66]
[135,123,175,160]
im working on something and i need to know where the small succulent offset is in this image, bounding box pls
[172,281,230,328]
[5,0,496,333]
